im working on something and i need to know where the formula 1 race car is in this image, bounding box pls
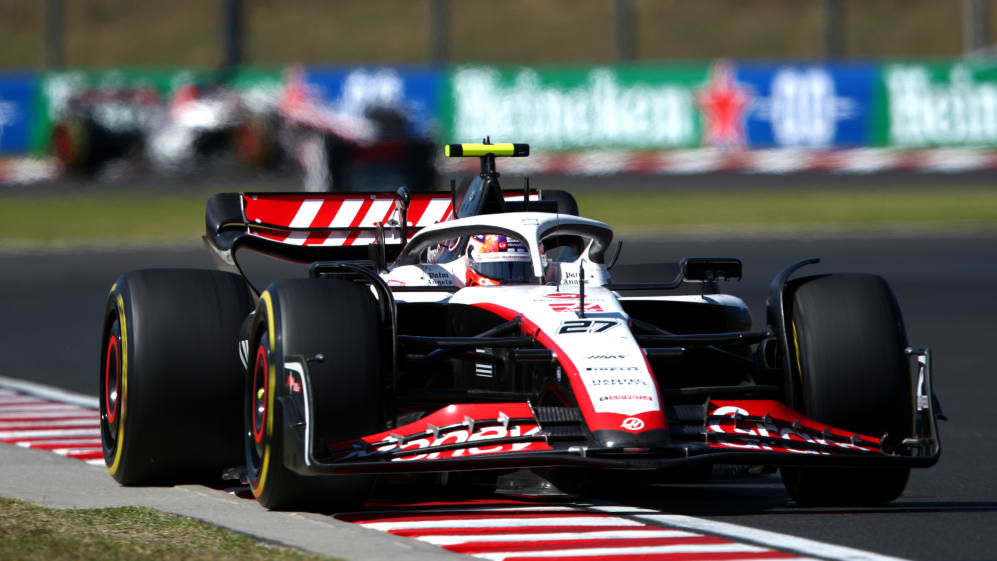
[99,142,941,511]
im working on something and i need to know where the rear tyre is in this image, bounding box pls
[100,269,252,485]
[247,278,382,511]
[780,274,911,506]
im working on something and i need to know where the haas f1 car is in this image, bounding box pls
[99,143,941,510]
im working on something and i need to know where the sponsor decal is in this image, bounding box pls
[549,302,604,313]
[707,405,875,454]
[602,395,653,402]
[545,292,581,299]
[586,366,639,372]
[345,424,544,462]
[423,270,455,286]
[588,354,627,360]
[589,377,650,387]
[285,374,302,394]
[558,270,590,286]
[557,319,618,334]
[621,417,645,431]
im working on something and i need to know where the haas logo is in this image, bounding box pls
[621,417,645,431]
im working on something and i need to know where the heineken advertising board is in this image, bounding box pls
[735,63,876,148]
[440,64,710,150]
[876,61,997,147]
[9,59,997,157]
[439,62,883,151]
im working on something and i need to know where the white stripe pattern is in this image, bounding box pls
[360,516,644,531]
[0,385,102,466]
[418,529,696,546]
[288,199,324,228]
[0,428,100,439]
[346,498,912,561]
[330,199,365,227]
[416,199,452,226]
[0,419,99,429]
[473,543,774,561]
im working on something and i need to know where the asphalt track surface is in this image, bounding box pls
[1,232,995,560]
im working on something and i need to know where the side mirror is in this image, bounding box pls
[681,257,743,282]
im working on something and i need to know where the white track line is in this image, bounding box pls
[417,529,697,545]
[0,410,98,419]
[588,505,911,561]
[472,542,775,561]
[16,439,102,447]
[360,516,644,531]
[0,404,97,413]
[0,428,100,439]
[0,376,98,409]
[0,419,100,429]
[357,505,577,516]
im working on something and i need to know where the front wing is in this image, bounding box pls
[277,351,941,476]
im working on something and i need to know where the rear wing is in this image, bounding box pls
[204,189,540,271]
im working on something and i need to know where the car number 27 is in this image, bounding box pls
[557,319,618,334]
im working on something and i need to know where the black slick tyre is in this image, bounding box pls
[780,274,912,506]
[246,278,382,511]
[100,269,252,485]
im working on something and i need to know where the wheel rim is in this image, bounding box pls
[247,335,269,475]
[100,318,122,458]
[251,343,268,453]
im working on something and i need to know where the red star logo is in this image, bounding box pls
[697,60,753,149]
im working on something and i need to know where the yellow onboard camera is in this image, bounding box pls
[445,143,529,158]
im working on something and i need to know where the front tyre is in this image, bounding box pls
[246,278,382,511]
[781,274,912,506]
[100,269,252,485]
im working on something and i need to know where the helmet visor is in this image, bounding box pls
[469,260,534,284]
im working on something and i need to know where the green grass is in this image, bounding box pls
[0,194,206,245]
[0,497,334,561]
[574,187,997,235]
[1,187,995,247]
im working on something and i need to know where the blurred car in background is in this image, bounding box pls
[50,85,155,176]
[50,75,281,178]
[277,68,438,192]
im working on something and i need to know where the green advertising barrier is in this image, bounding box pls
[31,67,282,154]
[875,61,997,147]
[440,64,711,150]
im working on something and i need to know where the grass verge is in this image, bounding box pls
[0,497,333,561]
[1,187,995,247]
[574,187,997,235]
[0,194,205,245]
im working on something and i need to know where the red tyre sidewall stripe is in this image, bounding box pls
[105,334,119,424]
[252,344,267,444]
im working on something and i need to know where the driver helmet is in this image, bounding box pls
[466,234,532,286]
